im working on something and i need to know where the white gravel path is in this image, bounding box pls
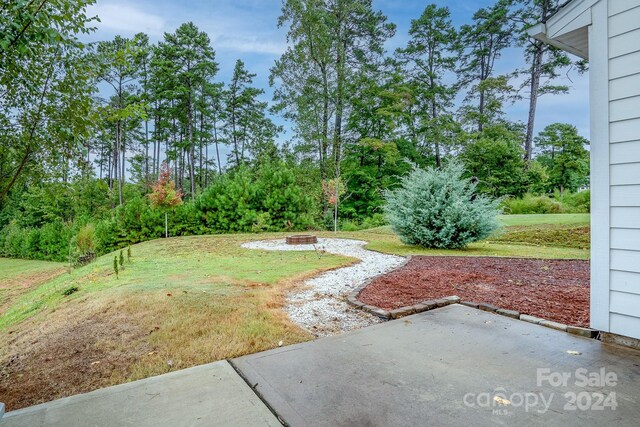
[241,238,405,336]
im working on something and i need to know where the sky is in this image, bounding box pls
[84,0,591,148]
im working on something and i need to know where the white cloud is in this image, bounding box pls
[214,35,287,55]
[88,2,167,38]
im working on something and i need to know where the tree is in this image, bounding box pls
[535,123,589,193]
[0,0,97,207]
[458,0,515,132]
[149,162,183,238]
[272,0,395,178]
[132,33,153,188]
[152,23,219,198]
[341,64,407,220]
[396,4,459,167]
[461,124,528,198]
[225,60,279,167]
[322,177,346,233]
[513,0,574,162]
[384,162,501,249]
[94,35,147,205]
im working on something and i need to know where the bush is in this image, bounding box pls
[384,162,502,249]
[361,213,387,230]
[502,190,590,214]
[0,219,75,261]
[196,162,314,233]
[502,194,563,214]
[75,223,96,255]
[556,190,590,213]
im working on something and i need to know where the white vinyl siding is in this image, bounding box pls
[539,0,640,339]
[610,228,640,250]
[610,185,640,206]
[608,5,640,36]
[609,73,640,101]
[608,0,640,16]
[610,270,640,293]
[610,140,640,164]
[610,313,640,339]
[607,0,640,339]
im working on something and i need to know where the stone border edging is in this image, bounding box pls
[346,291,599,340]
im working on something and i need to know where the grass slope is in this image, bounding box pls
[0,234,352,410]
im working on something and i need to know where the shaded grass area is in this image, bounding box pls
[0,234,352,410]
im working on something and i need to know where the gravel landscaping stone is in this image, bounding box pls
[241,238,404,336]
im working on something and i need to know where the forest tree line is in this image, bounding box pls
[0,0,590,261]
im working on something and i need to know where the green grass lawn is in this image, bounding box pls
[498,213,590,227]
[0,258,65,281]
[338,213,590,259]
[0,258,65,315]
[0,213,590,410]
[0,233,354,409]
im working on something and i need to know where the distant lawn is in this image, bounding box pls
[0,258,65,281]
[0,234,353,410]
[498,213,590,227]
[340,213,590,259]
[0,258,65,314]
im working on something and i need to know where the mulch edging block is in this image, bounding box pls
[566,326,598,338]
[478,303,500,312]
[348,287,598,340]
[460,301,480,308]
[540,320,568,332]
[520,314,544,325]
[348,291,461,320]
[496,308,520,319]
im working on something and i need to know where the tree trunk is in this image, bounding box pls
[430,74,441,168]
[188,97,195,197]
[321,64,330,180]
[524,45,543,163]
[214,115,222,175]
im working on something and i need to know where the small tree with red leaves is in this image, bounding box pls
[149,162,183,238]
[322,177,346,234]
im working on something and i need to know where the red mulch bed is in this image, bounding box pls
[358,256,590,327]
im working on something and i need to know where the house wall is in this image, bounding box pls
[606,0,640,339]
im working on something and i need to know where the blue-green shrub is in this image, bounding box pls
[384,162,502,249]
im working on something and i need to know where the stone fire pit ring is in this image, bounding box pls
[286,235,318,245]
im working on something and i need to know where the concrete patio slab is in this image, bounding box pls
[1,361,279,427]
[233,304,640,426]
